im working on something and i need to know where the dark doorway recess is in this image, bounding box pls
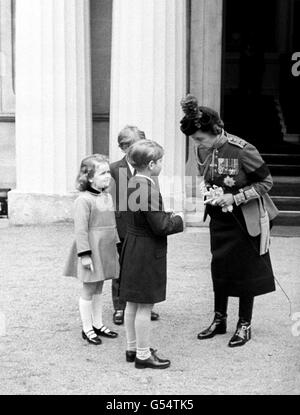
[222,0,300,225]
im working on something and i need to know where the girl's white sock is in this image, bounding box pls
[92,294,103,329]
[79,297,93,333]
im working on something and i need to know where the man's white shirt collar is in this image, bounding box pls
[135,174,155,185]
[125,158,135,176]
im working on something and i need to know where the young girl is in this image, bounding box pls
[119,140,184,369]
[64,154,119,344]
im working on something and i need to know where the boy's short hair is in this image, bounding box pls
[127,140,164,170]
[76,154,109,191]
[118,125,146,149]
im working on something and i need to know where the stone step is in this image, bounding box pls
[262,153,300,164]
[270,226,300,237]
[271,196,300,211]
[274,211,300,226]
[270,176,300,196]
[268,164,300,176]
[185,211,207,227]
[185,210,300,227]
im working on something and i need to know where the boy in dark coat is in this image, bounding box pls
[109,126,160,324]
[119,140,184,369]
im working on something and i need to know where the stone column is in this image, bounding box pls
[8,0,92,224]
[109,0,187,211]
[0,0,16,190]
[185,0,223,225]
[0,0,15,113]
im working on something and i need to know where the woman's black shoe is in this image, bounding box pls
[82,330,102,345]
[135,350,170,369]
[197,312,227,340]
[228,321,251,347]
[93,325,118,338]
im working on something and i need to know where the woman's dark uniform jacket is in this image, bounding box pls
[198,132,279,297]
[119,176,184,304]
[201,132,278,233]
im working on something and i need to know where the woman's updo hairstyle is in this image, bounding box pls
[76,154,109,191]
[180,94,224,136]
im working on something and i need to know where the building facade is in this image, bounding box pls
[0,0,299,224]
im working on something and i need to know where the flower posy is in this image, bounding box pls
[203,185,233,213]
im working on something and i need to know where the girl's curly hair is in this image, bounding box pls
[76,154,109,191]
[180,94,224,136]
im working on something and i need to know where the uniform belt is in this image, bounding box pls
[127,225,152,237]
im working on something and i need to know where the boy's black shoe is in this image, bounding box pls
[135,350,170,369]
[151,311,159,321]
[228,321,251,347]
[126,348,169,363]
[113,310,124,325]
[126,350,136,362]
[197,312,227,340]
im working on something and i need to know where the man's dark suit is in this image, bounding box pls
[109,156,134,311]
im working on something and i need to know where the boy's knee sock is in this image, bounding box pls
[79,297,93,333]
[135,304,152,360]
[92,294,103,329]
[125,302,137,351]
[136,347,151,360]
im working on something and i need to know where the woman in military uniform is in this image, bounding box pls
[180,95,279,347]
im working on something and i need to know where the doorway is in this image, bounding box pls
[221,0,300,153]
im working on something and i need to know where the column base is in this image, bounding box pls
[8,190,77,225]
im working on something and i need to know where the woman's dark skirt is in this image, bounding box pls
[207,205,276,297]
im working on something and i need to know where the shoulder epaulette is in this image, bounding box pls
[227,135,247,149]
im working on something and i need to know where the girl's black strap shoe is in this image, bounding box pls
[93,325,118,338]
[82,329,102,345]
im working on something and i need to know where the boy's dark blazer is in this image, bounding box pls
[109,156,133,241]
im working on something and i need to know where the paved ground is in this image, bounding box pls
[0,221,299,395]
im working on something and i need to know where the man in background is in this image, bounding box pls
[110,125,160,325]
